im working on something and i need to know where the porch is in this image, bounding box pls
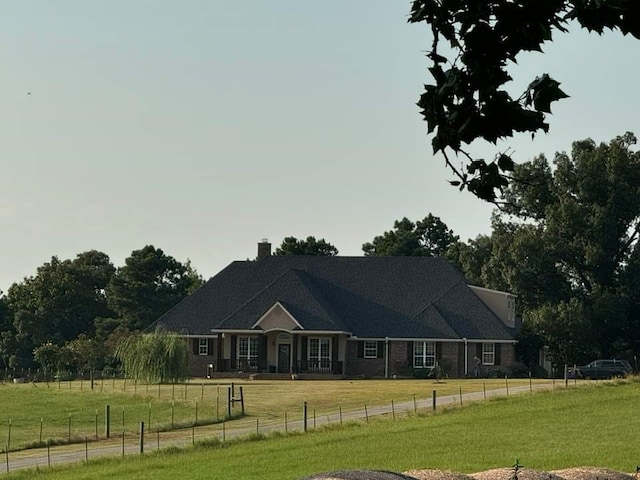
[214,359,344,376]
[204,330,347,377]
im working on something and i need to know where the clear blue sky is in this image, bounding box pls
[1,1,638,292]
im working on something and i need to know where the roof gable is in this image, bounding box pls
[253,302,302,331]
[214,268,348,332]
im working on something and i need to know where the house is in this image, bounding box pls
[150,242,519,379]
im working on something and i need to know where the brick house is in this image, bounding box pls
[150,242,519,379]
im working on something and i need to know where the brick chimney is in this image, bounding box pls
[257,239,271,260]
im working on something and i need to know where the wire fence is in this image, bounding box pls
[0,379,564,475]
[0,378,260,458]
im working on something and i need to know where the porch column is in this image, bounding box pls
[258,335,268,372]
[292,335,298,373]
[216,335,224,372]
[384,337,389,379]
[463,338,468,377]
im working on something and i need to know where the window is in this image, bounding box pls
[364,341,378,359]
[238,336,259,362]
[482,342,495,365]
[507,297,515,323]
[198,338,209,356]
[308,337,331,370]
[413,341,436,368]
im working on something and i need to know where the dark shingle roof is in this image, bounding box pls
[152,256,514,341]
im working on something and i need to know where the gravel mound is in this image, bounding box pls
[403,469,474,480]
[551,467,635,480]
[300,467,637,480]
[300,471,418,480]
[470,468,564,480]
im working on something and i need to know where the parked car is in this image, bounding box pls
[575,359,633,379]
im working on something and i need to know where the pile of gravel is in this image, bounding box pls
[300,471,418,480]
[403,469,474,480]
[470,468,565,480]
[551,467,635,480]
[299,467,636,480]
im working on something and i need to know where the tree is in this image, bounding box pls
[480,218,572,311]
[408,1,640,202]
[0,294,9,331]
[481,133,640,362]
[94,316,130,365]
[33,341,62,376]
[65,333,106,374]
[0,295,10,370]
[446,235,493,286]
[527,299,598,366]
[114,329,189,383]
[107,246,203,331]
[274,236,339,256]
[3,251,116,369]
[363,214,458,257]
[183,259,205,294]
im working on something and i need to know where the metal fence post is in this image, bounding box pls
[105,405,110,439]
[303,402,308,432]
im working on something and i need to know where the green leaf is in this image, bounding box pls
[427,51,448,64]
[498,154,516,172]
[528,74,570,113]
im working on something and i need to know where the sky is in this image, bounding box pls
[1,1,639,293]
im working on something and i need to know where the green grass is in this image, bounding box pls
[0,377,546,451]
[4,379,639,479]
[0,383,222,451]
[220,377,548,419]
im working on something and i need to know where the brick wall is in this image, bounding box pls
[465,342,518,378]
[344,341,385,377]
[194,338,518,379]
[483,343,517,377]
[344,341,413,378]
[388,341,412,377]
[345,340,467,378]
[344,340,517,379]
[440,342,460,377]
[188,354,216,378]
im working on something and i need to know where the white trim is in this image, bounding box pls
[348,337,515,343]
[307,337,332,366]
[412,340,437,369]
[252,301,303,330]
[237,335,259,361]
[482,342,496,365]
[384,337,389,379]
[198,338,209,356]
[281,330,350,335]
[363,340,378,359]
[210,329,352,336]
[210,329,259,334]
[464,338,468,376]
[262,327,294,334]
[468,285,518,298]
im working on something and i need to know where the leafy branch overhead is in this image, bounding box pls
[408,0,640,202]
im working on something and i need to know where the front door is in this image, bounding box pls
[277,344,290,373]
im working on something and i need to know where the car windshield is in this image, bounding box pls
[586,360,630,368]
